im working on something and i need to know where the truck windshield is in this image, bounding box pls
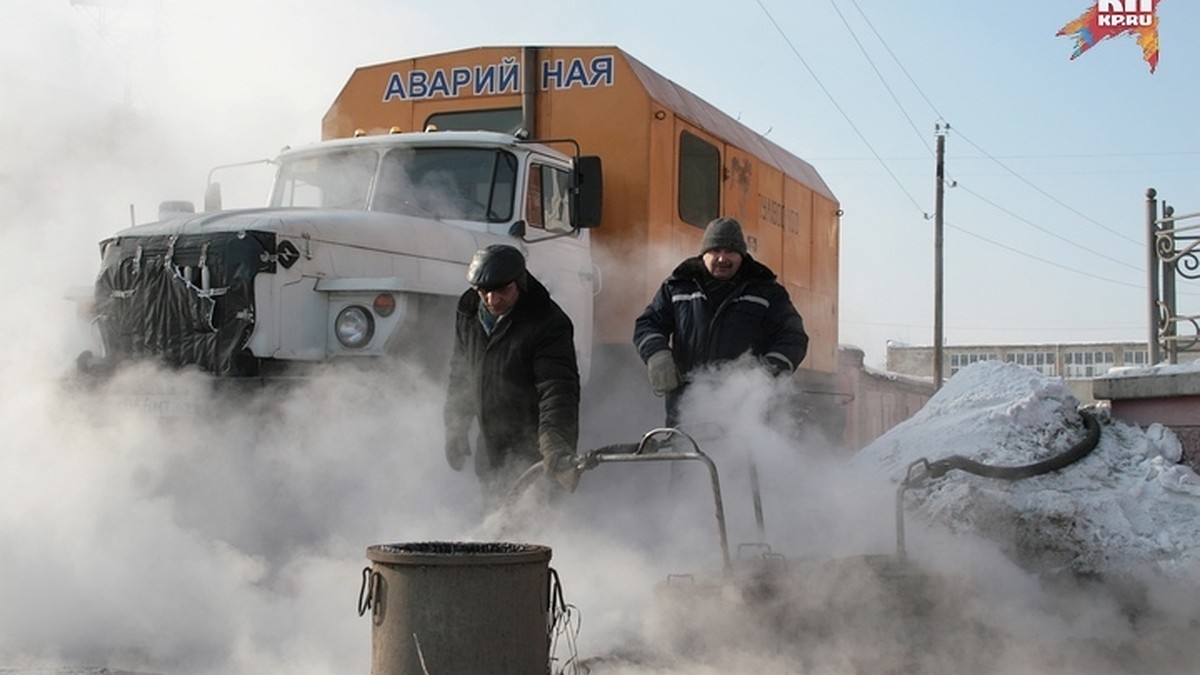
[270,145,517,223]
[272,148,378,210]
[374,147,516,222]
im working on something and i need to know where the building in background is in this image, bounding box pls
[885,341,1200,403]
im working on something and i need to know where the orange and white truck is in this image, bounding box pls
[82,46,841,431]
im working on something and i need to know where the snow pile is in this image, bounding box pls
[858,360,1200,578]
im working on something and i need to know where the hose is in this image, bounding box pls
[505,442,642,502]
[508,461,548,503]
[895,408,1102,559]
[919,409,1101,482]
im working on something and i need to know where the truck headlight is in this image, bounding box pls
[335,306,374,348]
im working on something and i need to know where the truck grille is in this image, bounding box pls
[94,230,277,375]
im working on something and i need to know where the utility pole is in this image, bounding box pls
[933,124,948,389]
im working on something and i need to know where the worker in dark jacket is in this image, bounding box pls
[444,244,581,502]
[633,217,809,426]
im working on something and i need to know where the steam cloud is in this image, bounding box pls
[5,3,1200,674]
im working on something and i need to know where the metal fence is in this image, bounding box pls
[1147,188,1200,364]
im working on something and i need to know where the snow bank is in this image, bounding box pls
[858,360,1200,578]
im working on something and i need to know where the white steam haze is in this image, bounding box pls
[5,2,1200,675]
[0,3,880,672]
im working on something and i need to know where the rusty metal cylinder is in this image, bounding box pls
[363,541,552,675]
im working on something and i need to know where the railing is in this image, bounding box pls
[1147,188,1200,363]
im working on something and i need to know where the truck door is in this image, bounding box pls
[521,160,594,384]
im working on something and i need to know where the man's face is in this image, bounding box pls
[477,280,520,316]
[703,247,743,281]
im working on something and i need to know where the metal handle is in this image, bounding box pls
[587,430,732,576]
[358,566,382,621]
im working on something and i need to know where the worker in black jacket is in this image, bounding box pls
[633,217,809,426]
[444,244,581,503]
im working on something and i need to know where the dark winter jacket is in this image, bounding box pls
[444,274,580,477]
[633,255,808,418]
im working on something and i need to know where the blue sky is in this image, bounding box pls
[3,0,1198,368]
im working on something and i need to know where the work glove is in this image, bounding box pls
[646,349,681,395]
[546,453,582,493]
[444,432,470,471]
[542,439,582,493]
[762,355,791,378]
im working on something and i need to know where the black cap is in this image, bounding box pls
[467,244,526,290]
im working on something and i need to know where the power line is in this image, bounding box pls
[846,0,945,123]
[754,0,929,216]
[836,0,1142,253]
[952,182,1140,272]
[952,128,1142,246]
[827,0,933,156]
[828,0,1142,283]
[948,221,1143,288]
[760,0,1193,318]
[810,151,1200,161]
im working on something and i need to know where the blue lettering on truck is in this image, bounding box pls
[382,55,615,102]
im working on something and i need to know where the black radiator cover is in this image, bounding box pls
[94,230,277,375]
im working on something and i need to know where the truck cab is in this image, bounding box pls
[82,130,602,380]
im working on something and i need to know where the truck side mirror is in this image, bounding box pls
[573,156,603,229]
[508,220,527,237]
[204,182,223,212]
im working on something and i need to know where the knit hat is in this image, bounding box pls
[699,217,747,255]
